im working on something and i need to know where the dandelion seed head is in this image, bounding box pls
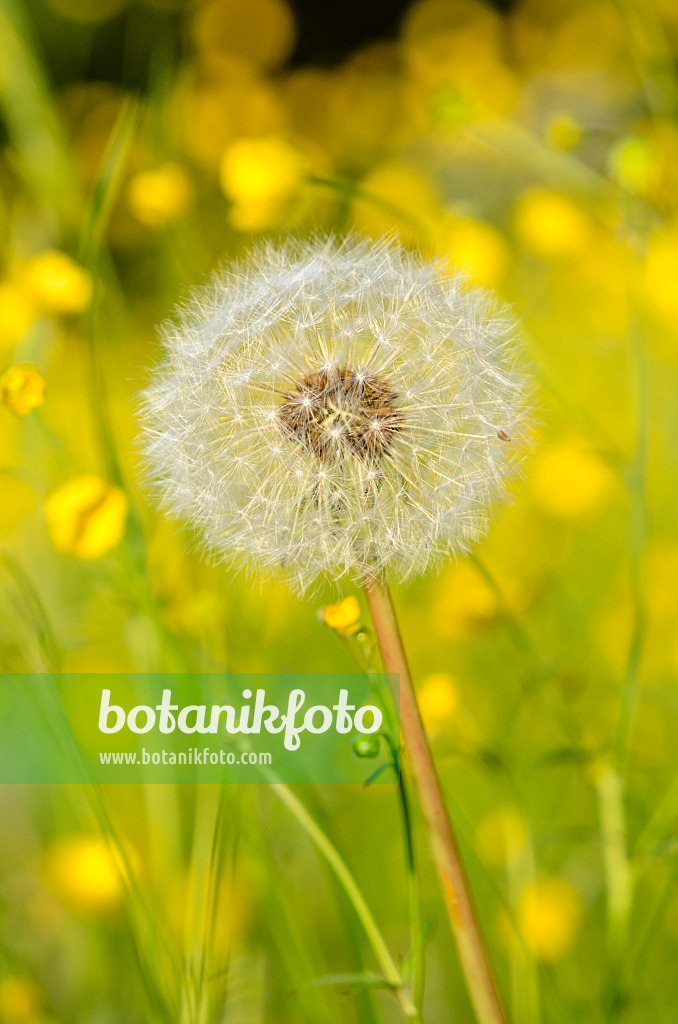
[139,234,531,593]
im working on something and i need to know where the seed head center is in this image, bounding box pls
[277,366,404,463]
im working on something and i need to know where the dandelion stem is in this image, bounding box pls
[363,576,508,1024]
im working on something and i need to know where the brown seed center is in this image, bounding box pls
[277,366,404,464]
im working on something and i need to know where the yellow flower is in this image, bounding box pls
[21,251,92,315]
[46,835,122,913]
[517,877,582,961]
[476,806,527,867]
[324,595,361,636]
[219,135,307,230]
[545,113,582,151]
[0,282,37,349]
[441,216,509,288]
[514,189,592,258]
[0,364,45,417]
[418,672,459,730]
[431,562,498,637]
[127,162,193,227]
[45,475,128,559]
[531,441,614,518]
[645,230,678,318]
[192,0,295,71]
[0,977,41,1023]
[351,162,441,246]
[608,135,661,197]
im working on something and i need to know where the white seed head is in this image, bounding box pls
[139,234,531,593]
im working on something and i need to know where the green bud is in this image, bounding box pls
[352,734,381,759]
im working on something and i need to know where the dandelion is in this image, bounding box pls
[0,364,45,417]
[45,475,128,559]
[140,235,529,593]
[140,233,530,1024]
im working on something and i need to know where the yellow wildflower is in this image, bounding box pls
[645,231,678,318]
[531,441,614,518]
[517,877,582,961]
[0,364,45,417]
[21,251,92,315]
[0,282,37,348]
[127,162,193,227]
[442,216,509,288]
[192,0,295,71]
[546,113,582,151]
[351,162,441,246]
[219,135,307,230]
[476,806,527,867]
[324,596,361,636]
[418,672,459,731]
[46,835,122,912]
[513,189,591,258]
[45,475,128,559]
[608,135,661,197]
[431,562,498,637]
[0,977,41,1023]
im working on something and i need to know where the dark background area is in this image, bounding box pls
[23,0,513,91]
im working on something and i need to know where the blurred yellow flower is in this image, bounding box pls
[192,0,295,71]
[167,589,222,636]
[645,230,678,318]
[476,806,527,867]
[403,0,518,116]
[127,162,193,227]
[517,877,582,961]
[418,672,459,730]
[0,977,41,1023]
[431,562,498,637]
[545,113,582,151]
[21,251,92,316]
[0,364,45,418]
[47,835,122,913]
[45,475,128,559]
[514,189,592,258]
[177,57,286,171]
[219,135,308,230]
[441,216,509,288]
[352,162,440,245]
[324,596,361,636]
[0,282,37,349]
[531,441,614,518]
[608,135,661,197]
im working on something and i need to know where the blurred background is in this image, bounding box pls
[1,0,678,1021]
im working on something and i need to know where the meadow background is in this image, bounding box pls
[1,0,678,1020]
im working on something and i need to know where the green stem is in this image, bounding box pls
[595,763,633,972]
[363,576,507,1024]
[338,629,426,1014]
[398,765,426,1014]
[268,778,421,1022]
